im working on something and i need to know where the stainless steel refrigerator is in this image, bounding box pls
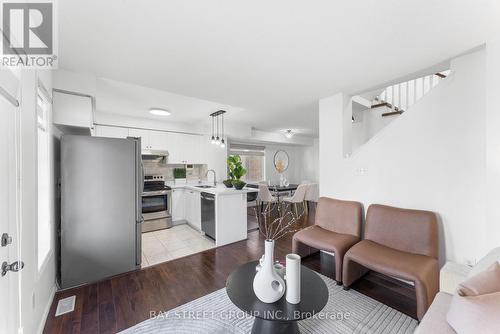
[60,135,143,289]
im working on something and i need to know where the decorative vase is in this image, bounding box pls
[232,180,246,190]
[223,179,233,188]
[285,253,301,304]
[253,240,286,303]
[279,173,285,187]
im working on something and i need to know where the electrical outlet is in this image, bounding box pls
[355,168,367,176]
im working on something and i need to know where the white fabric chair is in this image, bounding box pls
[304,183,319,215]
[282,183,309,217]
[304,183,318,202]
[257,184,277,212]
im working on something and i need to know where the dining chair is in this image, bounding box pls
[257,183,278,213]
[282,183,309,217]
[304,183,319,215]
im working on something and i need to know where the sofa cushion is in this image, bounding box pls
[344,240,438,282]
[315,197,362,237]
[446,291,500,334]
[292,225,359,254]
[364,204,438,259]
[415,292,455,334]
[457,262,500,296]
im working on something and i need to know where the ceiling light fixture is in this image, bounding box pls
[284,129,294,139]
[220,113,226,148]
[149,108,171,116]
[209,110,226,148]
[210,116,216,144]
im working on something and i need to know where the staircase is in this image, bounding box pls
[372,70,450,116]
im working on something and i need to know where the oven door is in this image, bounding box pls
[141,190,171,220]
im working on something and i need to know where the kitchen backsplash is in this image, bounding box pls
[143,161,208,182]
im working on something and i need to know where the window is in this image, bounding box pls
[229,143,265,183]
[37,87,51,269]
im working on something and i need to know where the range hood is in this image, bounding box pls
[142,150,169,163]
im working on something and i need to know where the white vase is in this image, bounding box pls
[285,253,301,304]
[253,240,286,303]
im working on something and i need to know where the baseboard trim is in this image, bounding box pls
[37,284,56,334]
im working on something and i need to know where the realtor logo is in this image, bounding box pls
[1,1,57,68]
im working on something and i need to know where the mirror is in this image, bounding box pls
[273,150,289,173]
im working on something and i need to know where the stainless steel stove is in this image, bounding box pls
[142,175,172,232]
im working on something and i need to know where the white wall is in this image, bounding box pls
[485,34,500,253]
[18,69,57,334]
[298,138,319,183]
[319,49,487,265]
[263,142,319,185]
[352,106,398,152]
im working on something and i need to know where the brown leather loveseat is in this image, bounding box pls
[342,204,439,320]
[292,197,363,284]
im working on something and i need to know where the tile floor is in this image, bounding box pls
[141,224,215,267]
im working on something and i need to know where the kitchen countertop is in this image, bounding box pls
[166,182,258,196]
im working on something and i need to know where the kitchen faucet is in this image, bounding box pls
[206,169,217,186]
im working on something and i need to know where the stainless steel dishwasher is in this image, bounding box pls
[201,192,216,240]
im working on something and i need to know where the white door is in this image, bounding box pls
[0,71,21,334]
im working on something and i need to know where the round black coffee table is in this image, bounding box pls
[226,261,328,334]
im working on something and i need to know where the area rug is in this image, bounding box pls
[121,272,418,334]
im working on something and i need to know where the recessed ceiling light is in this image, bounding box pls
[284,129,294,139]
[149,108,171,116]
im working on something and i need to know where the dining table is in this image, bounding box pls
[246,183,299,200]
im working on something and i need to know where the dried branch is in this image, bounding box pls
[255,201,304,241]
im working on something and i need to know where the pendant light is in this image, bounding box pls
[220,113,226,148]
[215,113,221,145]
[209,110,226,148]
[210,116,216,144]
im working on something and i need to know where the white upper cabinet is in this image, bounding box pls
[183,134,203,164]
[108,127,205,164]
[166,133,203,164]
[95,125,129,138]
[148,130,170,151]
[53,90,93,130]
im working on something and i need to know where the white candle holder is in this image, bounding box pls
[285,253,301,304]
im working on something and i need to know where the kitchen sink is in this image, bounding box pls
[195,185,214,188]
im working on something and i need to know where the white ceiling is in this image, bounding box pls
[96,77,244,123]
[58,0,497,136]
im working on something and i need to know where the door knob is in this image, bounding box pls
[1,261,24,277]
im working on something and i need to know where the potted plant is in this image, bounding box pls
[223,156,236,188]
[227,155,247,190]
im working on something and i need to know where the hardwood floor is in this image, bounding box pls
[43,206,416,334]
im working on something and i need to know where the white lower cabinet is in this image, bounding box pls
[191,191,201,230]
[184,190,201,230]
[171,188,185,222]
